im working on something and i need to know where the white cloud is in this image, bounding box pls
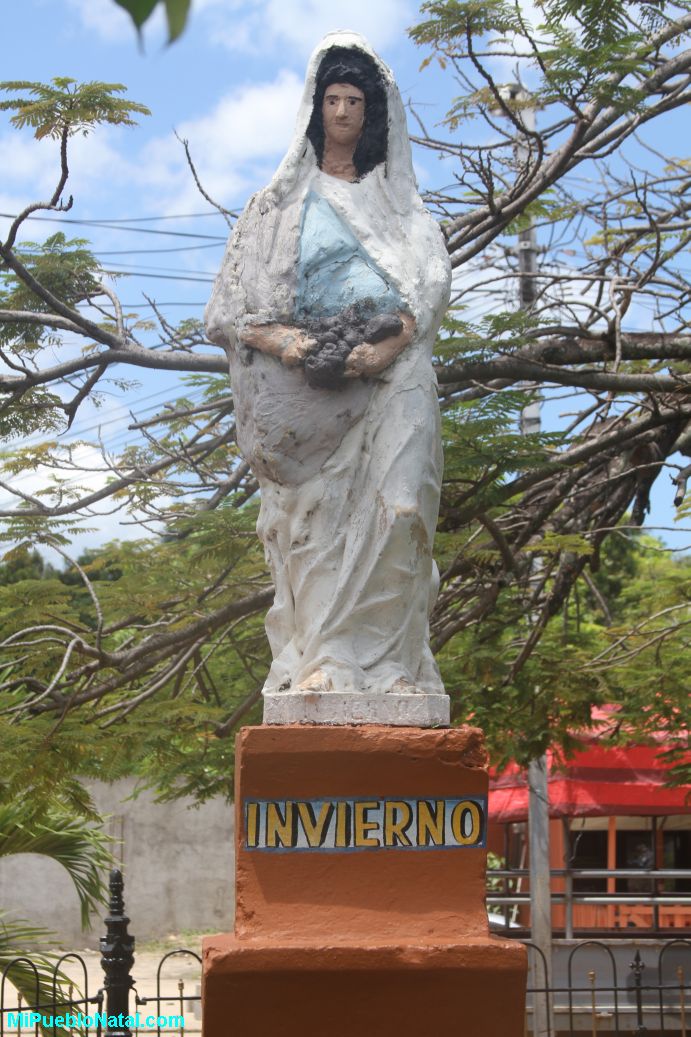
[0,69,311,302]
[68,0,413,53]
[204,0,414,56]
[66,0,138,42]
[0,125,134,227]
[0,444,108,527]
[179,68,303,162]
[1,132,58,196]
[66,0,167,42]
[137,69,304,212]
[0,410,163,557]
[65,130,135,199]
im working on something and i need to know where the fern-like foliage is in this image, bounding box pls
[0,78,150,140]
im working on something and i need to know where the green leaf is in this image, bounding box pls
[112,0,192,41]
[0,801,113,929]
[0,916,77,1036]
[165,0,192,42]
[0,80,150,140]
[112,0,158,30]
[522,533,595,557]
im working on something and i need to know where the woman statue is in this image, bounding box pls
[205,31,451,726]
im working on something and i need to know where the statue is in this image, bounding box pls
[205,31,452,726]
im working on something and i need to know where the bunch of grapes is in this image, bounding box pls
[298,300,403,389]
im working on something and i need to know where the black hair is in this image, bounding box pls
[306,46,388,179]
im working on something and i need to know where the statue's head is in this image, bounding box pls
[306,46,388,179]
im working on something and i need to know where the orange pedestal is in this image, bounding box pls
[203,725,526,1036]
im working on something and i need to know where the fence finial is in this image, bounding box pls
[100,867,135,1037]
[629,950,648,1036]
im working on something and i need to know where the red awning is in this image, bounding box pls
[489,743,691,821]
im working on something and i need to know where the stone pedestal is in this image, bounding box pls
[262,688,450,726]
[202,725,526,1037]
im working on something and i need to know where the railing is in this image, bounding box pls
[0,957,105,1036]
[488,868,691,937]
[524,939,690,1036]
[134,951,202,1037]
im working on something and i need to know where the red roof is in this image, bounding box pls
[489,743,691,821]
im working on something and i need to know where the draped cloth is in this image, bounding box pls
[205,31,452,702]
[295,189,402,318]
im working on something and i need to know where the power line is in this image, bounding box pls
[100,261,216,275]
[103,268,215,283]
[102,260,216,276]
[102,267,212,284]
[19,242,224,257]
[17,383,210,449]
[98,242,223,255]
[0,210,228,223]
[0,212,226,241]
[51,212,229,223]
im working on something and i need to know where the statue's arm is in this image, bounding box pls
[343,312,416,379]
[241,323,316,367]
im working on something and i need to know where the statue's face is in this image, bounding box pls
[322,82,365,149]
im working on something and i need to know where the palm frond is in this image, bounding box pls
[0,802,113,928]
[0,914,81,1037]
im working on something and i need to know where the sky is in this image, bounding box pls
[1,0,451,554]
[2,0,448,234]
[1,0,689,556]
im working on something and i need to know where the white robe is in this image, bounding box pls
[205,32,451,698]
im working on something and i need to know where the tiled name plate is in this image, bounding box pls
[244,796,486,851]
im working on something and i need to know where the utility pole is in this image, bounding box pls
[514,89,541,439]
[528,755,552,1037]
[498,84,551,1037]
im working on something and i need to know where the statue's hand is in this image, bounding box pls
[344,312,416,379]
[344,342,380,378]
[241,323,315,366]
[241,323,273,352]
[281,331,316,367]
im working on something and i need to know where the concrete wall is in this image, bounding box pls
[0,779,235,948]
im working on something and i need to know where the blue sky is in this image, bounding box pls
[2,0,689,554]
[1,1,458,327]
[1,0,462,553]
[2,1,448,230]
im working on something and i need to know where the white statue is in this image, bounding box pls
[205,31,451,726]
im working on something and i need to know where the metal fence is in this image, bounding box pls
[488,868,691,938]
[1,870,201,1036]
[1,870,689,1036]
[524,939,690,1036]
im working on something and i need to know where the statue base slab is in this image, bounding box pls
[203,936,526,1036]
[202,725,526,1036]
[262,689,450,726]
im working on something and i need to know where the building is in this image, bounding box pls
[487,710,690,936]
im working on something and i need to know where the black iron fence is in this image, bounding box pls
[1,870,689,1036]
[1,870,201,1036]
[0,953,105,1036]
[524,938,690,1036]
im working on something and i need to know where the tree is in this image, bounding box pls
[2,526,687,802]
[0,2,689,797]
